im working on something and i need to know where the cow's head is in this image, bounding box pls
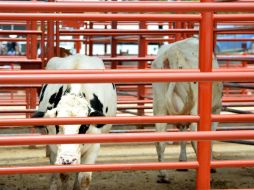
[33,92,104,165]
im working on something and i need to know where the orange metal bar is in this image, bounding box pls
[30,20,37,59]
[0,72,253,84]
[47,0,55,60]
[0,54,252,63]
[41,20,45,68]
[137,21,147,117]
[0,115,199,126]
[197,1,213,188]
[88,22,93,56]
[0,160,253,175]
[26,22,31,59]
[0,131,254,146]
[0,2,253,12]
[1,68,254,75]
[0,162,199,175]
[0,159,253,175]
[55,21,60,57]
[0,30,41,35]
[0,114,253,126]
[223,97,254,102]
[2,97,252,106]
[111,21,118,69]
[60,29,198,36]
[0,13,253,22]
[25,89,31,118]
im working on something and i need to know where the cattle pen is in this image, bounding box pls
[0,0,254,190]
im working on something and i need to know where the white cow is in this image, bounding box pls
[152,37,223,183]
[33,54,117,190]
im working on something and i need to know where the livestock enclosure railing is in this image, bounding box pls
[0,1,254,190]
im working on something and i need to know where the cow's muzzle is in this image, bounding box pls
[58,155,78,165]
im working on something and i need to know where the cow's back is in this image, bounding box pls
[38,54,117,119]
[152,37,223,115]
[153,37,220,70]
[46,54,105,70]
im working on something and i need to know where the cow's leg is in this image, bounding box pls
[177,125,189,172]
[189,123,197,155]
[49,174,60,190]
[155,122,170,183]
[74,143,100,190]
[60,173,75,190]
[210,121,219,173]
[48,148,60,190]
[49,150,56,165]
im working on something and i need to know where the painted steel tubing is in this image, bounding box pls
[0,114,253,126]
[0,72,254,84]
[0,13,201,21]
[0,160,253,175]
[0,116,199,126]
[0,13,253,21]
[59,30,254,36]
[0,162,199,175]
[0,30,41,35]
[0,131,254,146]
[1,68,254,75]
[0,2,253,12]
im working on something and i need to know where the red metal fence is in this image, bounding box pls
[0,1,254,190]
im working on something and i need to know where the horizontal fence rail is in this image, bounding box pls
[0,2,253,12]
[0,72,253,84]
[0,160,254,175]
[1,69,254,75]
[0,131,254,146]
[0,13,253,21]
[0,114,253,126]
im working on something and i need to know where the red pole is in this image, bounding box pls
[74,26,81,54]
[88,22,93,56]
[111,21,118,69]
[30,0,38,119]
[30,19,37,58]
[197,0,214,189]
[47,20,54,59]
[137,21,147,118]
[0,2,253,12]
[41,20,45,68]
[175,0,182,41]
[55,20,60,57]
[47,0,55,60]
[26,21,31,59]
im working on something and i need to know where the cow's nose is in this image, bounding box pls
[60,156,77,165]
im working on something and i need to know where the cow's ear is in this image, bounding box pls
[31,111,45,118]
[45,108,57,118]
[89,110,104,117]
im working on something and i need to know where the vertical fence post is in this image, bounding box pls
[88,22,93,56]
[47,0,55,60]
[74,26,81,54]
[197,0,214,189]
[111,21,118,69]
[30,18,37,59]
[26,21,31,59]
[137,21,147,120]
[55,20,60,57]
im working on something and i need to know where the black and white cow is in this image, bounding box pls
[152,37,223,183]
[33,54,117,190]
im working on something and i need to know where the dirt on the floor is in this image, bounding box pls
[0,141,254,190]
